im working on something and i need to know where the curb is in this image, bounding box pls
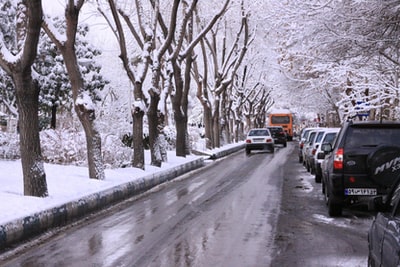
[0,144,244,250]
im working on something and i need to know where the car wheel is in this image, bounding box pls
[283,142,287,147]
[367,253,375,267]
[306,162,310,172]
[322,180,325,194]
[299,156,303,163]
[310,165,315,175]
[328,199,342,217]
[315,174,321,183]
[246,149,251,155]
[326,186,342,216]
[324,182,328,202]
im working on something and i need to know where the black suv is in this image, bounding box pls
[321,120,400,216]
[267,126,287,147]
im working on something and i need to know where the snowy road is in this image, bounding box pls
[270,143,373,267]
[1,146,288,266]
[1,142,373,267]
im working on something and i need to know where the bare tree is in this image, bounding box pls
[199,2,251,148]
[100,0,154,169]
[167,0,230,156]
[42,0,105,179]
[0,0,48,196]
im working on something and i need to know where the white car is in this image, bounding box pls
[245,128,275,155]
[305,128,327,174]
[313,127,340,183]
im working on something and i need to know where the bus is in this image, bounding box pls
[268,113,294,141]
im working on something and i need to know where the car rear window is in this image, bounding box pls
[323,132,337,145]
[344,126,400,149]
[249,129,269,136]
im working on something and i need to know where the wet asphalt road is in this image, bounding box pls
[0,142,374,267]
[0,145,290,267]
[270,143,373,267]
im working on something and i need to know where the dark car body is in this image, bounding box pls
[322,120,400,216]
[368,177,400,267]
[267,126,287,147]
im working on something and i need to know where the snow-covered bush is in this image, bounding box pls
[0,132,19,159]
[102,134,132,168]
[40,129,87,165]
[0,125,205,167]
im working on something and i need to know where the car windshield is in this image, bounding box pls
[323,133,337,145]
[248,129,269,136]
[269,128,283,133]
[315,131,325,143]
[344,126,400,149]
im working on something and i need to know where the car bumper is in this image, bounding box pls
[246,143,274,151]
[329,173,387,205]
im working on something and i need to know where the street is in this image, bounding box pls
[0,142,373,266]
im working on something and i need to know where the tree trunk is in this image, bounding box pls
[14,76,48,197]
[132,82,145,169]
[148,92,162,167]
[51,103,57,129]
[4,0,49,197]
[172,61,186,157]
[212,98,221,148]
[63,47,105,180]
[203,105,214,149]
[75,101,105,179]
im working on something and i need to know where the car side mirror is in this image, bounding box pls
[321,143,332,153]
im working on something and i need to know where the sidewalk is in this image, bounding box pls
[0,143,244,250]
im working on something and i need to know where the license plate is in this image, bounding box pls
[253,138,264,142]
[344,188,377,196]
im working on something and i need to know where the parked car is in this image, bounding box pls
[267,126,287,147]
[368,177,400,267]
[314,128,340,183]
[302,128,320,170]
[321,120,400,216]
[304,128,326,174]
[298,127,318,163]
[245,128,275,155]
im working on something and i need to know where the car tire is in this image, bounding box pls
[324,182,328,201]
[299,156,303,163]
[283,142,287,147]
[328,199,342,217]
[310,165,315,175]
[315,174,321,183]
[246,149,251,155]
[324,182,342,216]
[306,162,310,172]
[367,253,375,267]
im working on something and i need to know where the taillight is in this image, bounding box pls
[266,138,273,143]
[300,142,304,149]
[246,139,251,143]
[312,148,316,155]
[333,148,344,170]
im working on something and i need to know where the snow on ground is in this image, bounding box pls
[0,149,215,226]
[0,142,244,225]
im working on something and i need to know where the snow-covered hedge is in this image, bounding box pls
[0,124,206,167]
[0,132,19,159]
